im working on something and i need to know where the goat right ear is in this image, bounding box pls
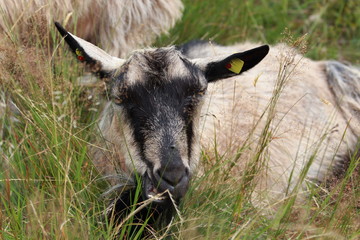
[195,45,269,83]
[55,22,125,77]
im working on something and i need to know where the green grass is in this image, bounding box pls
[157,0,360,63]
[1,0,360,239]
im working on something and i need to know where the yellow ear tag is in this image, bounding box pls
[225,58,244,74]
[75,48,82,56]
[75,48,85,61]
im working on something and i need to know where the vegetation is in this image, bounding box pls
[1,0,359,239]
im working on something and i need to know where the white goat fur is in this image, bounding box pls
[195,42,359,204]
[0,0,183,57]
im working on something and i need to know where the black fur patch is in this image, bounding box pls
[109,186,174,238]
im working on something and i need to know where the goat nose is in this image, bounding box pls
[156,165,187,187]
[154,166,189,200]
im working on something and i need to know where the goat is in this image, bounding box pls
[55,22,360,229]
[55,22,268,226]
[0,0,183,57]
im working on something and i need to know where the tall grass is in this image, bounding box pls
[1,0,359,239]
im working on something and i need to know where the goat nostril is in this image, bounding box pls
[156,169,185,187]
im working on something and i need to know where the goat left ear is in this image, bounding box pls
[196,45,269,82]
[55,22,125,77]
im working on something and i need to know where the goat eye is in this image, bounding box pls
[113,96,124,105]
[197,88,206,96]
[191,88,206,98]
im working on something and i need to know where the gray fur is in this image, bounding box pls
[326,61,360,138]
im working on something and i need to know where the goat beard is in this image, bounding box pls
[106,175,176,235]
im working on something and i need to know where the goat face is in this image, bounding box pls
[55,22,269,205]
[110,47,208,203]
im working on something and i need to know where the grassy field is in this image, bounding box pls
[1,0,360,239]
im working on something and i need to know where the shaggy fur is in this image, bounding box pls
[0,0,183,57]
[183,42,360,206]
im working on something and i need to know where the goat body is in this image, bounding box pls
[188,42,359,205]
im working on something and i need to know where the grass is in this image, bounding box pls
[157,0,360,63]
[1,0,360,239]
